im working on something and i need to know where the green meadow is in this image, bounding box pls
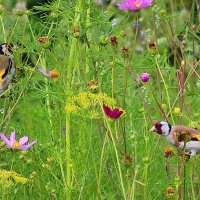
[0,0,199,199]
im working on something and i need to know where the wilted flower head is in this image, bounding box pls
[163,147,174,158]
[38,68,59,78]
[0,131,36,150]
[121,47,129,58]
[38,36,50,49]
[72,27,80,38]
[38,36,49,44]
[87,80,99,93]
[148,40,157,49]
[123,154,132,166]
[103,104,125,120]
[117,0,153,11]
[165,186,174,196]
[140,73,150,82]
[110,35,118,47]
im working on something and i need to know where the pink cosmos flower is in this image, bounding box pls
[116,0,153,11]
[0,131,36,150]
[38,68,59,78]
[140,72,150,82]
[103,104,124,120]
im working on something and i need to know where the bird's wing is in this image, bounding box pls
[172,125,200,142]
[0,55,10,69]
[0,55,10,81]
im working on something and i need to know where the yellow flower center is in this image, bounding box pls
[49,69,59,78]
[12,141,20,149]
[134,2,141,8]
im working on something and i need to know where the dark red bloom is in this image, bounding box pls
[110,36,118,47]
[103,104,124,119]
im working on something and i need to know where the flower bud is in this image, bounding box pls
[121,47,129,58]
[72,27,80,38]
[38,37,50,49]
[140,73,150,83]
[99,35,109,46]
[110,35,118,47]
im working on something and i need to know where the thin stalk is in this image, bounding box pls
[143,112,149,200]
[190,160,196,200]
[65,111,71,200]
[122,59,128,154]
[112,64,115,98]
[26,16,36,40]
[178,61,186,125]
[155,58,175,124]
[129,144,138,200]
[8,17,19,41]
[105,119,126,199]
[97,133,108,198]
[85,0,90,74]
[0,15,6,42]
[39,55,54,140]
[65,1,83,199]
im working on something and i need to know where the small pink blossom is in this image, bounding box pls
[116,0,153,11]
[0,131,36,150]
[140,73,150,82]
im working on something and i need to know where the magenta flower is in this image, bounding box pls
[140,73,150,82]
[116,0,153,11]
[0,131,36,150]
[103,104,125,120]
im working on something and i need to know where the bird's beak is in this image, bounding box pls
[149,126,156,132]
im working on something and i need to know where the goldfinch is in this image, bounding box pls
[0,43,15,95]
[150,121,200,156]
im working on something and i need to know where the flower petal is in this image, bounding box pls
[117,0,153,10]
[116,2,130,10]
[19,140,37,150]
[38,68,50,77]
[19,136,29,145]
[10,131,16,144]
[111,109,123,119]
[103,105,124,119]
[0,133,12,147]
[141,0,153,8]
[103,105,112,118]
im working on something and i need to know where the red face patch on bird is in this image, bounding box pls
[154,122,163,135]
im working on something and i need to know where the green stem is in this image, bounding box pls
[39,55,54,140]
[85,0,90,74]
[143,112,149,200]
[8,17,19,41]
[190,160,196,200]
[26,16,36,41]
[97,133,108,198]
[66,111,71,200]
[65,1,83,199]
[130,145,138,200]
[155,58,175,124]
[0,15,6,42]
[105,119,126,199]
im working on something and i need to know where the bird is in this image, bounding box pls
[150,121,200,156]
[0,43,15,96]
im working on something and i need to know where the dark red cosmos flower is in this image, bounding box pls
[103,104,124,119]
